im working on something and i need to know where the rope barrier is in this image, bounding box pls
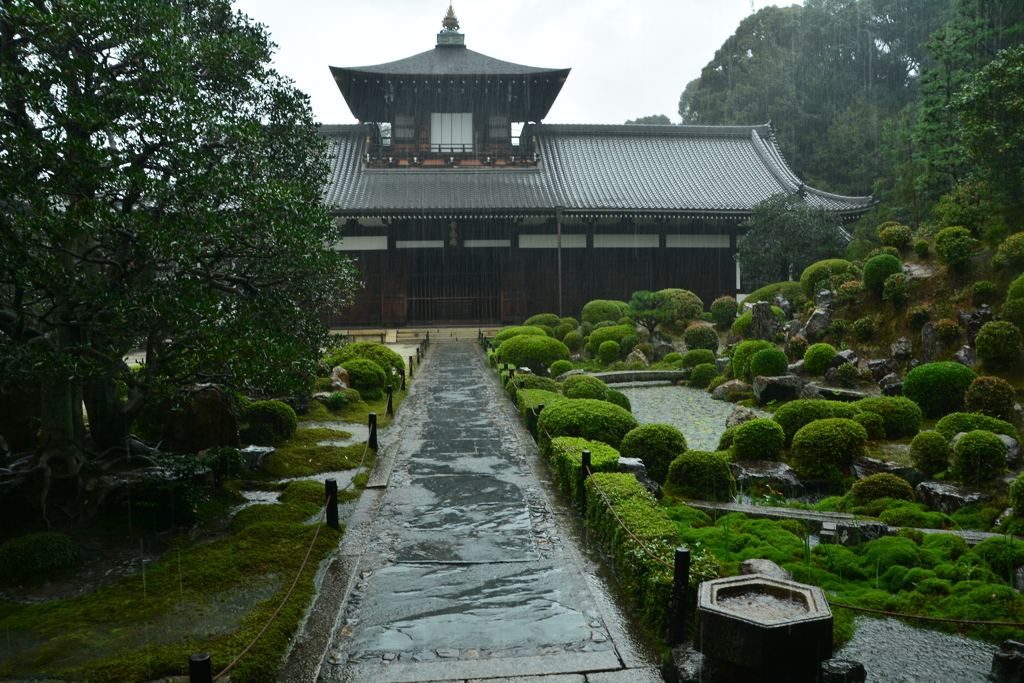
[826,601,1024,628]
[212,438,374,680]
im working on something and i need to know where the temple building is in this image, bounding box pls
[320,7,873,327]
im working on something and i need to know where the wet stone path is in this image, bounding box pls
[319,343,660,683]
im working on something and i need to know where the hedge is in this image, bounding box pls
[549,437,621,507]
[324,341,405,377]
[493,325,548,345]
[517,389,565,438]
[497,335,570,374]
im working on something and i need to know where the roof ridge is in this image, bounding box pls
[537,123,772,137]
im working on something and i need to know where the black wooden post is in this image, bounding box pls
[399,368,406,391]
[667,546,691,646]
[368,413,378,451]
[325,479,339,531]
[425,332,430,346]
[579,450,591,515]
[386,385,394,416]
[189,653,213,683]
[417,347,421,363]
[409,356,414,378]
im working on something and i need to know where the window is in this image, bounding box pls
[393,115,415,141]
[431,113,473,152]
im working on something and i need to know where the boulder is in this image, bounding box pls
[852,455,926,487]
[920,322,940,362]
[711,379,752,401]
[916,480,995,515]
[828,349,859,369]
[890,337,913,359]
[240,445,275,470]
[788,360,806,376]
[624,349,650,367]
[907,358,922,371]
[866,358,900,380]
[160,384,239,453]
[878,373,904,397]
[820,659,867,683]
[835,521,889,547]
[739,558,792,581]
[801,384,870,402]
[731,460,804,497]
[653,343,675,361]
[749,302,781,341]
[569,354,584,363]
[331,366,349,391]
[960,305,995,346]
[725,406,760,428]
[815,288,833,310]
[752,375,806,406]
[804,308,831,342]
[619,456,661,499]
[787,319,805,341]
[670,644,706,683]
[773,293,793,319]
[715,357,730,373]
[990,640,1024,683]
[952,344,980,368]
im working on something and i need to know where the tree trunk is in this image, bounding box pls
[38,380,77,451]
[83,376,128,452]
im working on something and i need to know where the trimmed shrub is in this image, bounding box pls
[325,341,405,377]
[975,320,1023,370]
[663,352,684,364]
[689,363,719,389]
[863,254,903,292]
[790,418,868,480]
[555,323,574,340]
[835,279,863,305]
[932,318,962,343]
[800,259,855,298]
[549,360,574,378]
[850,473,915,504]
[788,334,809,360]
[493,325,548,345]
[508,375,561,400]
[717,425,738,451]
[866,246,901,260]
[749,348,789,378]
[582,300,624,325]
[934,226,976,271]
[563,331,582,352]
[935,412,1019,441]
[730,418,785,460]
[910,431,953,476]
[883,272,909,305]
[658,288,704,322]
[563,375,608,393]
[772,399,862,446]
[914,239,930,258]
[853,411,886,440]
[665,450,735,501]
[589,324,637,349]
[524,313,561,328]
[635,342,655,359]
[497,335,570,374]
[965,376,1016,419]
[549,437,620,507]
[853,396,923,439]
[620,424,688,484]
[599,340,621,364]
[242,400,298,446]
[683,323,719,352]
[903,362,978,418]
[973,280,998,305]
[803,343,837,375]
[620,333,641,354]
[0,532,82,585]
[907,305,930,328]
[566,378,609,400]
[536,398,639,454]
[993,232,1024,270]
[606,389,632,413]
[951,430,1006,486]
[710,296,739,325]
[730,307,785,338]
[834,362,859,388]
[878,224,912,249]
[561,316,579,328]
[682,349,716,368]
[852,317,875,340]
[518,389,564,437]
[731,340,774,382]
[326,388,360,412]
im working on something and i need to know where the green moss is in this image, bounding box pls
[260,428,367,479]
[0,533,82,586]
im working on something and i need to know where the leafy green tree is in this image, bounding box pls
[624,114,672,125]
[625,291,676,335]
[0,0,358,515]
[737,195,848,290]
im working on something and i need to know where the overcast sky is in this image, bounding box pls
[231,0,783,125]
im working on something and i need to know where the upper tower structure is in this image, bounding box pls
[329,6,570,167]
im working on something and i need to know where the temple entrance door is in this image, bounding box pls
[405,249,501,323]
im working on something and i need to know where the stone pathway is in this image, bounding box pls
[303,343,661,683]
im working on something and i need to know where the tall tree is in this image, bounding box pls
[0,0,358,518]
[624,114,672,125]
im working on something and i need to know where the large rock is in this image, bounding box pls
[804,308,831,342]
[920,322,940,362]
[624,349,650,367]
[879,373,904,397]
[331,366,349,391]
[619,456,661,499]
[739,558,792,581]
[820,659,867,683]
[749,302,781,342]
[773,293,793,319]
[960,304,995,346]
[990,640,1024,683]
[866,358,900,380]
[890,337,913,359]
[788,360,806,375]
[787,319,805,341]
[725,406,760,428]
[801,384,871,402]
[240,445,275,470]
[834,521,889,547]
[952,344,980,368]
[731,460,804,497]
[828,349,859,369]
[916,479,995,515]
[161,384,239,453]
[815,289,833,310]
[711,379,752,401]
[653,343,675,361]
[852,455,926,487]
[753,375,806,406]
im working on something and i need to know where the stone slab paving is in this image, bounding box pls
[316,343,656,683]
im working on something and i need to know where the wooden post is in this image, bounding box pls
[667,547,691,646]
[368,413,378,451]
[409,356,414,378]
[386,385,394,416]
[325,479,339,531]
[399,368,406,391]
[579,450,591,515]
[189,653,213,683]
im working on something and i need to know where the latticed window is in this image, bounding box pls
[430,113,473,152]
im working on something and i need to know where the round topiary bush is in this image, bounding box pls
[853,411,887,440]
[730,418,785,461]
[973,280,998,305]
[524,313,561,328]
[582,300,625,325]
[508,375,561,397]
[710,296,738,325]
[965,376,1016,419]
[993,232,1024,270]
[910,431,953,476]
[242,400,299,445]
[562,331,582,352]
[493,325,548,345]
[975,320,1023,370]
[731,339,774,383]
[852,396,923,439]
[934,226,977,271]
[658,288,705,322]
[951,430,1006,486]
[803,343,837,375]
[914,239,930,258]
[749,348,789,379]
[605,389,632,413]
[800,259,856,298]
[790,418,868,480]
[682,349,716,368]
[0,532,82,585]
[935,412,1018,441]
[1002,299,1024,332]
[689,363,719,389]
[683,323,719,353]
[852,317,875,341]
[599,340,621,364]
[863,254,903,292]
[907,305,930,328]
[933,318,963,343]
[554,323,574,341]
[903,362,978,418]
[325,341,405,377]
[536,398,639,454]
[878,224,912,249]
[850,473,915,505]
[665,450,735,501]
[566,379,608,400]
[619,423,688,484]
[497,335,571,374]
[771,399,862,446]
[548,360,573,379]
[882,272,909,306]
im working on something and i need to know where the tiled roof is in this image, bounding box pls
[335,46,568,77]
[319,123,874,218]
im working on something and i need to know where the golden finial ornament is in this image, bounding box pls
[442,5,460,32]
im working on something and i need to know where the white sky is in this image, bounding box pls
[231,0,783,125]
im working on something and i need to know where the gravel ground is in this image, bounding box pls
[615,382,767,451]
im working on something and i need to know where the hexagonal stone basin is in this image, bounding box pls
[716,589,809,621]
